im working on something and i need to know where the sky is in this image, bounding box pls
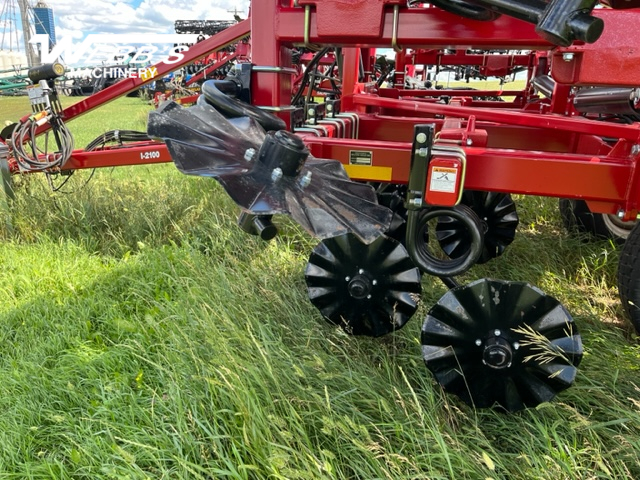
[51,0,250,38]
[1,0,250,58]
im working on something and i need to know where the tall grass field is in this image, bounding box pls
[0,94,639,479]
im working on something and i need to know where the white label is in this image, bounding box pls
[349,150,372,166]
[429,166,457,193]
[140,150,161,160]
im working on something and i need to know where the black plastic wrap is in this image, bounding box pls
[148,99,392,244]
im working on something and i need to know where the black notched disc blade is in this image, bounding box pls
[148,100,392,244]
[305,233,422,337]
[436,191,519,264]
[421,278,582,411]
[217,159,393,242]
[373,183,408,242]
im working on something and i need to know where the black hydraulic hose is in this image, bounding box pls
[429,0,602,46]
[201,80,287,132]
[427,0,501,21]
[465,0,603,45]
[465,0,546,23]
[291,47,331,106]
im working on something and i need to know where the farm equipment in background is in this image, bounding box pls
[0,66,29,95]
[3,0,640,411]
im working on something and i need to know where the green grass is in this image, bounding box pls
[0,95,639,479]
[1,95,152,148]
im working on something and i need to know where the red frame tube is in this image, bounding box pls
[10,2,640,220]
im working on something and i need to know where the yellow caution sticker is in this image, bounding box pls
[344,165,392,182]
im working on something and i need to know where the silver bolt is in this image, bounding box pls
[244,148,256,162]
[562,53,574,62]
[417,147,429,157]
[409,198,422,207]
[326,104,333,112]
[298,171,312,188]
[632,144,640,155]
[475,339,482,346]
[271,167,283,182]
[466,138,473,146]
[358,269,365,275]
[372,280,378,286]
[345,276,351,281]
[366,294,372,300]
[617,209,625,219]
[307,108,315,117]
[494,329,501,336]
[416,132,428,144]
[513,341,520,350]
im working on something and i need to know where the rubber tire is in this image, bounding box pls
[407,204,484,277]
[559,198,635,243]
[618,221,640,334]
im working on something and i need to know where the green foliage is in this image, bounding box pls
[1,96,152,149]
[0,97,639,479]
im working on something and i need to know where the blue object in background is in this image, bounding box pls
[33,2,57,51]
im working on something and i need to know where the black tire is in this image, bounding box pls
[618,221,640,334]
[559,198,635,243]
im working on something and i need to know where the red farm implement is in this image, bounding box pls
[2,0,640,411]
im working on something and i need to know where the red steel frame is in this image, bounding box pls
[5,3,640,220]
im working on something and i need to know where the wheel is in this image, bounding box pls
[422,279,583,411]
[618,221,640,333]
[305,233,422,337]
[436,190,519,264]
[407,204,484,277]
[559,198,636,242]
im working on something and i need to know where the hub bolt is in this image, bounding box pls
[244,148,256,161]
[271,168,283,182]
[299,171,312,188]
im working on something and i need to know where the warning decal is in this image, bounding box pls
[429,167,457,193]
